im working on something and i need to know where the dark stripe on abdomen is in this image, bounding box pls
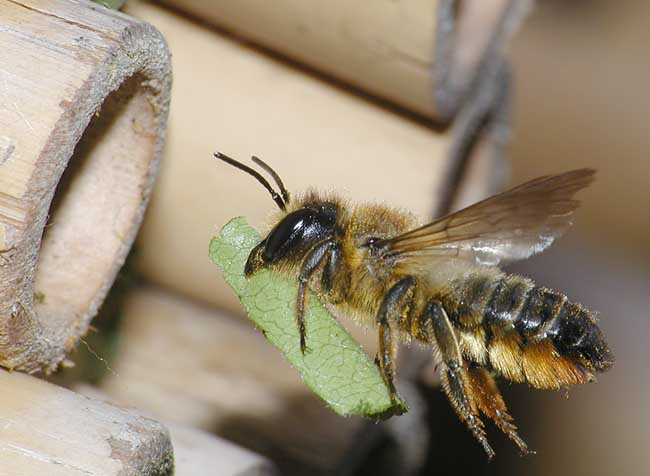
[515,286,566,340]
[445,274,499,329]
[483,275,534,330]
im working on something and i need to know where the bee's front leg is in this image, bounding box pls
[426,300,495,459]
[320,242,348,304]
[375,276,416,403]
[296,240,336,354]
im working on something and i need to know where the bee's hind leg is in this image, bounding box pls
[375,276,416,403]
[296,240,336,353]
[425,300,495,459]
[467,366,532,455]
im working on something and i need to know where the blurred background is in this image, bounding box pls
[61,1,649,474]
[504,1,650,474]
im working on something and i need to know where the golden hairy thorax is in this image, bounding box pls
[277,192,420,320]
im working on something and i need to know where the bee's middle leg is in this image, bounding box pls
[296,240,335,353]
[375,276,416,402]
[425,300,495,458]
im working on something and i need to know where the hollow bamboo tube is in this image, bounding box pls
[0,0,172,373]
[159,0,530,121]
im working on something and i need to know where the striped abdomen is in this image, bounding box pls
[442,273,613,388]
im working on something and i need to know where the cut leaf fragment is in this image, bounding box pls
[209,217,408,417]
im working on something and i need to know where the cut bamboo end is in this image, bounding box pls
[0,0,172,373]
[0,369,173,476]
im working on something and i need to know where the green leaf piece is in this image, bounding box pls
[209,217,408,418]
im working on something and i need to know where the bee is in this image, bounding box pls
[215,151,613,458]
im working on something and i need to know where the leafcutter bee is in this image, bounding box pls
[215,152,613,458]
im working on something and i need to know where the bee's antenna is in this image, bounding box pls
[214,151,286,211]
[252,155,291,204]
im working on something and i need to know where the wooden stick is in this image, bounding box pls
[0,0,171,373]
[435,0,531,120]
[0,369,173,475]
[438,61,512,215]
[157,0,530,121]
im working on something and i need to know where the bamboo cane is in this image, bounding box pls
[158,0,530,121]
[0,0,172,373]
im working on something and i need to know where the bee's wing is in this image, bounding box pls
[378,169,595,267]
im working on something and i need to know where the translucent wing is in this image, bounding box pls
[376,169,595,267]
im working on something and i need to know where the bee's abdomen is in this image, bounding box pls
[445,274,613,388]
[546,299,613,373]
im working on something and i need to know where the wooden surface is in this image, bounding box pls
[160,0,530,121]
[126,0,511,317]
[0,369,173,476]
[0,0,171,373]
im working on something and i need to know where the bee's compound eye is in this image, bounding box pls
[263,208,316,262]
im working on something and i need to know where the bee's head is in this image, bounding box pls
[245,205,337,275]
[214,151,337,276]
